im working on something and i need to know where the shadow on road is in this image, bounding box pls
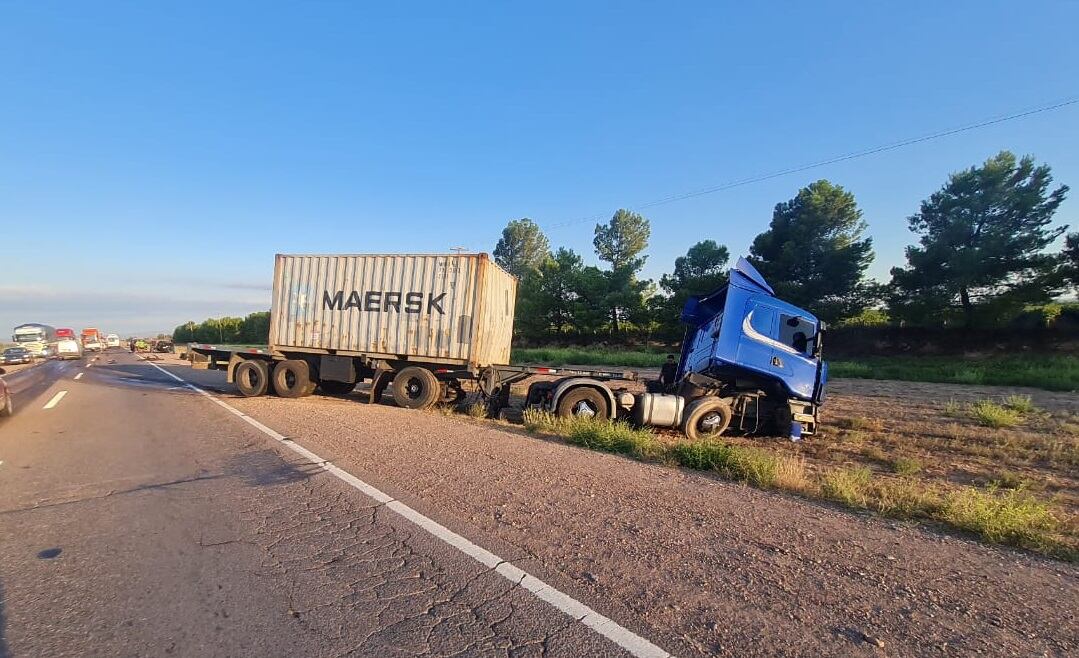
[225,450,322,487]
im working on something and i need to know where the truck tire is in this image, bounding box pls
[273,360,316,398]
[556,387,608,419]
[392,367,441,409]
[318,380,356,396]
[235,359,270,397]
[681,397,732,441]
[1,392,12,417]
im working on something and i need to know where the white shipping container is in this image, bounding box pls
[269,253,517,367]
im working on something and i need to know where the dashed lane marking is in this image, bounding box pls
[142,359,673,658]
[43,391,68,410]
[74,373,84,381]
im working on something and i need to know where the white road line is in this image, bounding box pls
[143,360,673,658]
[74,372,84,380]
[43,391,68,409]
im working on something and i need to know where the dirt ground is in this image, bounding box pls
[166,354,1079,657]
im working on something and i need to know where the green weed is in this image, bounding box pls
[1002,394,1037,414]
[942,486,1059,551]
[969,400,1023,428]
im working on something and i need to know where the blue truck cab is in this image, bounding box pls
[676,257,827,438]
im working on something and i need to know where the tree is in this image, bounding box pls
[889,151,1069,327]
[593,209,651,333]
[516,248,585,339]
[748,180,875,323]
[494,218,550,279]
[593,209,650,271]
[1064,233,1079,292]
[656,240,730,338]
[241,311,271,343]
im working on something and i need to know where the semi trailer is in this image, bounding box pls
[188,253,826,440]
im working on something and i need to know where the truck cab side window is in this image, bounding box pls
[780,314,814,355]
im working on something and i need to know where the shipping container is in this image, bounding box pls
[269,253,517,368]
[188,252,635,416]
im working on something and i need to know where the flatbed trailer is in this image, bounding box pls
[185,343,638,417]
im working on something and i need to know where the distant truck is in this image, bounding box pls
[189,253,827,440]
[81,328,104,352]
[12,323,56,358]
[106,334,121,348]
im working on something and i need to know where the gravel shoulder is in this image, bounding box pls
[166,356,1079,657]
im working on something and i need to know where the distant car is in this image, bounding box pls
[56,339,83,360]
[0,367,11,418]
[106,334,120,348]
[1,347,33,365]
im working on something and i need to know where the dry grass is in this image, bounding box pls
[491,381,1079,560]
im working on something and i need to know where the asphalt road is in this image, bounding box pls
[0,352,636,657]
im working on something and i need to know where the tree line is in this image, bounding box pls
[172,312,270,345]
[496,150,1077,342]
[171,150,1077,345]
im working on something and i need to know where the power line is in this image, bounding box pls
[544,96,1079,230]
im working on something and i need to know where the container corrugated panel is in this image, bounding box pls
[269,253,517,367]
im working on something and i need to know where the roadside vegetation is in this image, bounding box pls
[513,399,1078,560]
[829,355,1079,392]
[512,350,1078,392]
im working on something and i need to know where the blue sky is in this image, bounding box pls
[2,1,1077,335]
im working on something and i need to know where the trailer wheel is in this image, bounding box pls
[318,380,356,396]
[235,359,270,397]
[556,387,609,419]
[392,367,441,409]
[273,360,316,398]
[681,397,732,441]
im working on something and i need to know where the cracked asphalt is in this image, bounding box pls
[0,352,632,657]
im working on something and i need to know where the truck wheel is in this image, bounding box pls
[1,392,12,417]
[318,380,356,396]
[392,367,440,409]
[235,360,270,397]
[681,397,732,441]
[273,360,316,398]
[556,387,608,419]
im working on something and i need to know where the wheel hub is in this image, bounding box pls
[699,412,722,431]
[573,400,596,417]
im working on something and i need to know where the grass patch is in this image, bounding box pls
[892,456,922,476]
[1002,394,1037,414]
[821,467,873,506]
[829,355,1079,392]
[565,417,666,460]
[670,441,801,488]
[839,416,884,432]
[991,470,1031,490]
[969,400,1023,428]
[466,401,489,418]
[941,486,1060,551]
